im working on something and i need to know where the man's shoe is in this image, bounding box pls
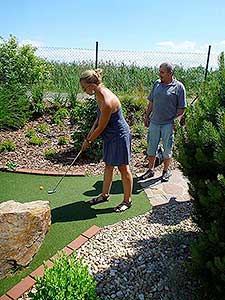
[138,169,155,181]
[161,170,171,182]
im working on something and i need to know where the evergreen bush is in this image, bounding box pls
[0,84,31,130]
[175,52,225,299]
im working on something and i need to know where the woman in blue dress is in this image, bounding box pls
[80,69,133,212]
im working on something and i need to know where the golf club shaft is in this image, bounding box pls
[50,150,82,192]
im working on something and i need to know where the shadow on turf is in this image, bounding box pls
[51,178,143,223]
[83,177,142,197]
[51,201,115,223]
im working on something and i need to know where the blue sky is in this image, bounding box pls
[1,0,225,53]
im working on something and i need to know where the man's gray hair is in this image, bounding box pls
[160,62,174,74]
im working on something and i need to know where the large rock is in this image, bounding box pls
[0,200,51,279]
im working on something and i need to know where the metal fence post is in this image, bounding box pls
[95,41,99,69]
[204,45,211,81]
[190,46,211,105]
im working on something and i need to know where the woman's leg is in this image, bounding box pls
[102,164,114,197]
[118,164,133,203]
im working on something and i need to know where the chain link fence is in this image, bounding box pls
[35,45,220,96]
[36,45,219,69]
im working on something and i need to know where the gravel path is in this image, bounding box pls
[75,201,201,300]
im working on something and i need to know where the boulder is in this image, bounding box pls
[0,200,51,279]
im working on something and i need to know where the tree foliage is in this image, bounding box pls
[175,52,225,299]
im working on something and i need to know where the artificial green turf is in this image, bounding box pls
[0,171,150,296]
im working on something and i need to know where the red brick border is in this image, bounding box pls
[1,166,85,176]
[1,225,102,300]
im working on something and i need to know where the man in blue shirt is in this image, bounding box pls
[139,62,186,182]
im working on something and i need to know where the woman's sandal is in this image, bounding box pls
[114,200,132,212]
[88,194,110,205]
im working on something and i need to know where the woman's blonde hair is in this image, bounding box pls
[80,69,103,85]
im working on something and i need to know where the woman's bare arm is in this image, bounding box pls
[87,104,112,142]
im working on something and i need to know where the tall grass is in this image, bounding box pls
[48,61,206,97]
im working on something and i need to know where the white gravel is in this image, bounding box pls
[75,201,201,300]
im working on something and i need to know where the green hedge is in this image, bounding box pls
[175,52,225,299]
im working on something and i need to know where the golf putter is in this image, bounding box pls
[48,149,82,194]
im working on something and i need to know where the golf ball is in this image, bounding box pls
[39,186,44,190]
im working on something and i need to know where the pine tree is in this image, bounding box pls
[175,52,225,299]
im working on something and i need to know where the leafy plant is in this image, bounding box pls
[0,35,51,87]
[5,160,19,171]
[58,136,68,145]
[28,252,99,300]
[44,148,57,159]
[52,108,69,126]
[120,94,147,126]
[30,84,46,117]
[132,138,148,154]
[0,139,16,152]
[26,128,45,145]
[132,122,147,138]
[25,128,36,138]
[28,135,44,146]
[37,124,49,134]
[51,92,69,110]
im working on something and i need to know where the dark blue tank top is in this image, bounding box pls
[97,107,130,143]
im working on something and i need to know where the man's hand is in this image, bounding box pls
[144,115,150,127]
[173,119,181,132]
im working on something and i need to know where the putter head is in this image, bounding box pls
[48,190,56,194]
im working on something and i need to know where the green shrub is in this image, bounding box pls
[25,128,36,138]
[44,148,57,159]
[0,35,50,87]
[30,84,46,117]
[0,139,16,152]
[120,94,147,126]
[132,122,147,138]
[52,108,69,126]
[175,52,225,299]
[70,99,86,121]
[28,135,44,146]
[58,136,68,145]
[28,252,99,300]
[0,84,31,130]
[37,124,49,134]
[132,138,148,154]
[5,160,19,171]
[51,92,69,110]
[26,128,45,145]
[0,35,51,127]
[71,96,102,160]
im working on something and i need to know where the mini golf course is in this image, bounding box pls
[0,171,151,295]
